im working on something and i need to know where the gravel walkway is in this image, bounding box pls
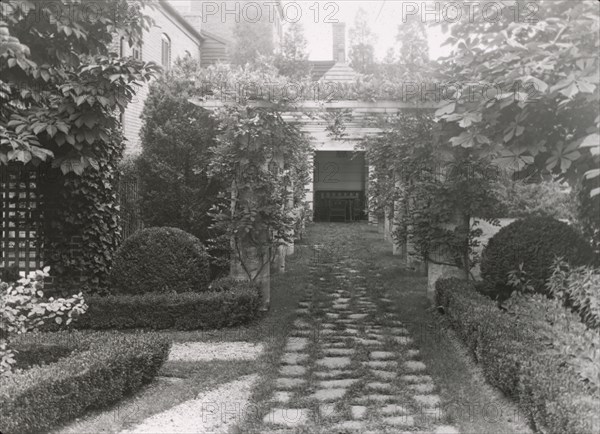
[168,342,265,362]
[121,374,259,433]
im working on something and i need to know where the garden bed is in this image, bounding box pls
[435,278,600,434]
[0,331,171,434]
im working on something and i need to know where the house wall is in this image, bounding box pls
[120,4,201,155]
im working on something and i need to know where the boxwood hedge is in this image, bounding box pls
[435,278,600,434]
[0,331,170,434]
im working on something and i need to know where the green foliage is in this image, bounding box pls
[481,216,595,299]
[231,19,274,67]
[0,331,170,434]
[576,176,600,252]
[547,259,600,330]
[273,22,311,80]
[493,179,577,220]
[362,112,500,273]
[0,0,160,171]
[434,0,599,194]
[38,133,124,290]
[110,227,210,295]
[51,284,262,330]
[348,7,377,74]
[138,58,225,244]
[436,278,600,434]
[1,268,87,375]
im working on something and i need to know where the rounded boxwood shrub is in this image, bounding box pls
[481,216,594,299]
[110,227,210,294]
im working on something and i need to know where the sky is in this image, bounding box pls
[285,1,451,60]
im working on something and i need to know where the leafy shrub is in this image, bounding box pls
[110,227,211,294]
[480,216,594,299]
[547,259,600,330]
[138,58,225,244]
[44,282,261,331]
[0,331,170,434]
[436,278,600,434]
[1,268,87,375]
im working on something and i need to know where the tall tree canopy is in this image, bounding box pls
[434,0,599,194]
[273,22,311,80]
[348,7,377,74]
[0,0,160,174]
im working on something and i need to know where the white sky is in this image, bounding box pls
[285,1,450,60]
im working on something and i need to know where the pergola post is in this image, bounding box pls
[384,205,393,243]
[392,175,406,257]
[367,165,378,226]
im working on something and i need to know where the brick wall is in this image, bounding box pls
[121,4,201,156]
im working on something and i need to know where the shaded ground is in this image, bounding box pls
[53,222,531,433]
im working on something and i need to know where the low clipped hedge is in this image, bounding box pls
[110,227,211,294]
[480,216,594,299]
[43,281,262,331]
[0,331,170,434]
[436,278,600,434]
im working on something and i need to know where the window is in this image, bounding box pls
[161,34,171,69]
[132,44,142,60]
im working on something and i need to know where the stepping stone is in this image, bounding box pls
[272,391,292,403]
[320,323,335,329]
[311,388,347,401]
[317,378,359,388]
[389,327,409,335]
[282,353,309,365]
[394,336,413,345]
[314,370,348,378]
[414,394,441,407]
[316,357,351,369]
[345,328,359,335]
[285,338,309,352]
[349,314,368,319]
[279,365,307,377]
[403,361,427,372]
[409,383,436,393]
[383,415,415,427]
[324,348,355,356]
[325,313,340,319]
[331,421,365,431]
[380,404,410,415]
[372,370,396,380]
[407,349,420,358]
[358,394,395,403]
[293,319,310,328]
[295,309,309,315]
[366,382,392,391]
[370,351,395,360]
[364,361,394,369]
[298,301,311,308]
[276,378,306,389]
[380,298,393,303]
[351,405,367,420]
[434,426,460,434]
[263,408,309,427]
[401,374,433,383]
[357,339,381,346]
[319,403,336,419]
[291,329,311,337]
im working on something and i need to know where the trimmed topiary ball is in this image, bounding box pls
[480,216,594,300]
[110,227,210,294]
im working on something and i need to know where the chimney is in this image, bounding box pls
[332,23,346,63]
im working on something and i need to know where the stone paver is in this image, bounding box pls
[255,230,462,434]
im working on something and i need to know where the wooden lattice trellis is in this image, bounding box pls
[0,165,45,274]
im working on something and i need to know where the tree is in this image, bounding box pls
[434,0,599,196]
[273,22,311,80]
[231,19,274,67]
[348,8,377,74]
[0,1,160,288]
[138,58,228,277]
[0,0,160,171]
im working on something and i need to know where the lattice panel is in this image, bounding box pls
[0,166,44,274]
